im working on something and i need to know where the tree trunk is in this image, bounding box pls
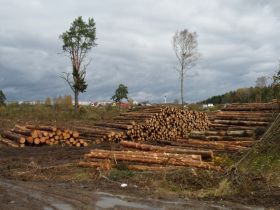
[74,90,79,113]
[180,67,184,108]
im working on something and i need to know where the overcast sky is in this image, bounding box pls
[0,0,280,103]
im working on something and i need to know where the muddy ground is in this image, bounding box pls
[0,144,279,209]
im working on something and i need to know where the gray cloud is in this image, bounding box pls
[0,0,279,103]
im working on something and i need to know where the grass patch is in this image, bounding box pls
[71,171,92,181]
[0,104,122,129]
[213,155,235,168]
[213,179,234,196]
[109,169,134,180]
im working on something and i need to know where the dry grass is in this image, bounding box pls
[0,103,122,130]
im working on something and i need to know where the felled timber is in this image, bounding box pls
[1,131,26,144]
[127,164,183,171]
[214,120,269,126]
[156,139,248,152]
[120,140,213,159]
[85,149,202,162]
[0,138,20,148]
[93,122,133,130]
[26,125,57,132]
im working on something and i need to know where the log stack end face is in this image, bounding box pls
[111,106,210,142]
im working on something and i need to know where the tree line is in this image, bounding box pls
[201,74,280,104]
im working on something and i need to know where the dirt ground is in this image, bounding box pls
[0,144,279,209]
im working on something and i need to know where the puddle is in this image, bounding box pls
[43,204,74,210]
[95,192,265,210]
[52,203,74,210]
[96,194,158,209]
[43,207,54,210]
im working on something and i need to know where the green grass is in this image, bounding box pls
[0,104,121,125]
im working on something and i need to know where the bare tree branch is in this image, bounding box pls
[60,72,75,92]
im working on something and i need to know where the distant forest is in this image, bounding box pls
[200,85,280,104]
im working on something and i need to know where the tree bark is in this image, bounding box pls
[180,67,184,108]
[74,90,79,113]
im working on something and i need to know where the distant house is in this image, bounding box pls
[202,104,208,109]
[133,101,139,105]
[20,101,37,105]
[202,103,214,109]
[91,101,112,107]
[78,101,91,106]
[119,102,129,109]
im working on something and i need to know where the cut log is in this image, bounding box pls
[34,138,41,145]
[73,131,79,138]
[214,116,272,122]
[26,125,57,132]
[209,123,265,131]
[127,164,183,171]
[0,138,19,147]
[84,149,221,171]
[86,149,202,161]
[176,139,249,151]
[120,140,213,159]
[190,130,255,137]
[214,120,269,126]
[1,131,26,144]
[188,134,255,141]
[156,139,248,152]
[26,136,34,144]
[11,128,32,136]
[94,122,133,130]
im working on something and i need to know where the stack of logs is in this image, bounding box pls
[176,102,279,154]
[207,103,277,132]
[85,106,210,143]
[0,125,88,148]
[79,140,222,171]
[72,106,210,144]
[80,102,279,172]
[124,106,209,142]
[220,102,279,111]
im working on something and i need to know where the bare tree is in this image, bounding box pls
[255,76,267,88]
[255,76,268,102]
[172,29,200,107]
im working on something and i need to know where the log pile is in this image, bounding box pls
[80,141,222,171]
[72,125,126,144]
[207,103,276,132]
[222,102,279,111]
[125,107,209,142]
[0,125,88,147]
[178,102,279,155]
[69,106,209,144]
[98,106,210,142]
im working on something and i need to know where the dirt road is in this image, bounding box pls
[0,146,278,209]
[0,178,266,210]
